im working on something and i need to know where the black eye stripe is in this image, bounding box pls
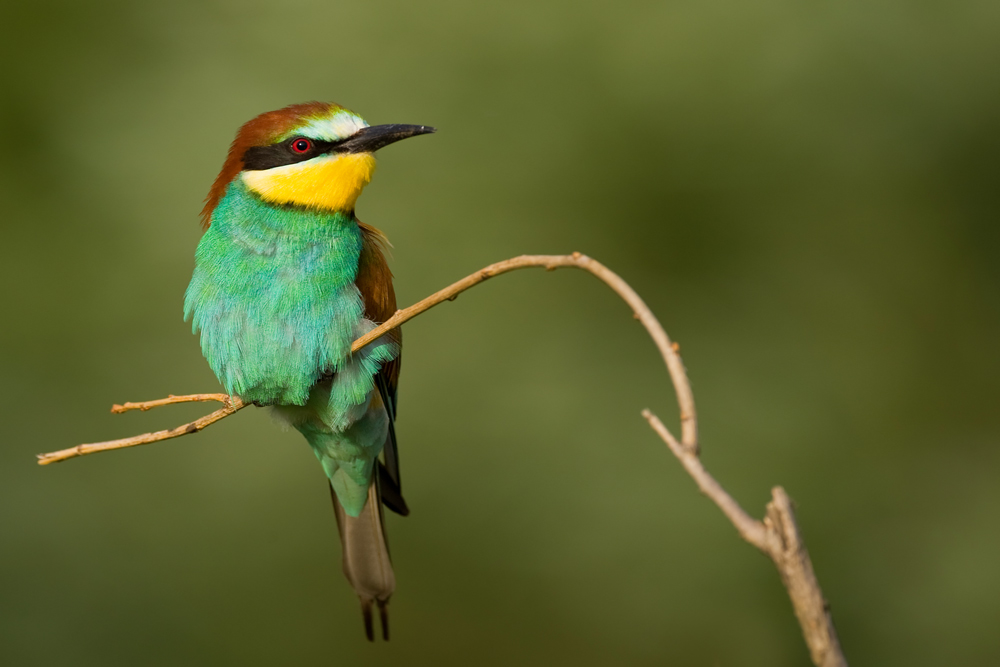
[242,136,343,171]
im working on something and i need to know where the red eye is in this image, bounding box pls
[290,138,312,154]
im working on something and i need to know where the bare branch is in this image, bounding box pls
[37,252,847,666]
[37,395,246,465]
[642,410,770,550]
[351,252,699,448]
[643,409,846,665]
[764,487,848,667]
[111,393,234,414]
[41,254,693,466]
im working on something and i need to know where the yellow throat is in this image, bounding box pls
[241,152,378,212]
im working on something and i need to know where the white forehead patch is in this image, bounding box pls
[292,111,369,142]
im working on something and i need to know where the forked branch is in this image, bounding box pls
[36,394,247,465]
[36,252,846,666]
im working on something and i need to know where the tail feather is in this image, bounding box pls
[331,479,395,641]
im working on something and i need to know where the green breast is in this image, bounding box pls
[184,180,370,406]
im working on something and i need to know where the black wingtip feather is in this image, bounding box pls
[378,463,410,516]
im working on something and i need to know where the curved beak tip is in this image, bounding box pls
[398,125,436,138]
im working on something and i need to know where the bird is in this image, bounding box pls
[183,102,434,641]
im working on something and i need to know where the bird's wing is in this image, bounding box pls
[356,221,407,516]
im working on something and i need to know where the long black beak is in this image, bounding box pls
[337,124,436,154]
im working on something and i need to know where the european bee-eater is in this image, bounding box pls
[184,102,433,641]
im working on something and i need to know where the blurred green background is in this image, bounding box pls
[2,0,999,664]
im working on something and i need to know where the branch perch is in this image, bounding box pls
[37,394,246,465]
[37,252,846,666]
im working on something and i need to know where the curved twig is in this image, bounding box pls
[350,252,698,448]
[36,394,246,465]
[110,393,235,414]
[36,252,846,666]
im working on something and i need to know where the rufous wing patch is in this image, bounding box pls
[355,223,401,398]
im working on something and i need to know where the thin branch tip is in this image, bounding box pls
[37,393,247,465]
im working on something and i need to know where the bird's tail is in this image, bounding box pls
[331,478,395,641]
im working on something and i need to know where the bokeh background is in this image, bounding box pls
[2,1,999,664]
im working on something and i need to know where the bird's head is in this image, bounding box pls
[202,102,434,227]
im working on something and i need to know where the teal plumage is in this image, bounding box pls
[185,102,433,640]
[185,178,399,512]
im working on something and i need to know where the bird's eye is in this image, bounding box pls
[290,138,313,154]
